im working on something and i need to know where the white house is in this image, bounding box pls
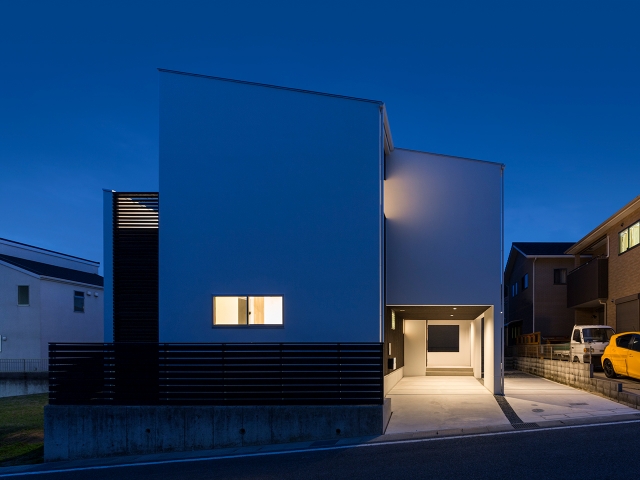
[0,237,103,360]
[44,70,505,462]
[103,69,504,395]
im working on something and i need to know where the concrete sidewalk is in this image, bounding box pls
[385,373,637,435]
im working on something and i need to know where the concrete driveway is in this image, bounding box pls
[385,376,510,434]
[504,372,637,423]
[385,373,637,435]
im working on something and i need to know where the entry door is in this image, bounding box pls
[404,320,426,376]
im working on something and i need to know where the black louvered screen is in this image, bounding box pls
[113,193,159,342]
[49,343,384,406]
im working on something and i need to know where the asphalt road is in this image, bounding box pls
[8,421,640,480]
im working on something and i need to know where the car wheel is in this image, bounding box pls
[603,359,617,379]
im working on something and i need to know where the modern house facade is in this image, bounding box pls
[151,69,504,394]
[566,195,640,332]
[45,70,504,461]
[0,237,104,361]
[503,242,576,346]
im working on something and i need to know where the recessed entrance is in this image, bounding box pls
[384,304,501,394]
[404,319,473,375]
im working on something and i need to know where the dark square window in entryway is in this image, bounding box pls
[428,325,459,352]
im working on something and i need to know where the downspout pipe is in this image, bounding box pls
[532,257,537,334]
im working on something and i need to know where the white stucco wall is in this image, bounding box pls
[385,149,503,306]
[159,71,384,343]
[426,320,471,367]
[403,320,426,376]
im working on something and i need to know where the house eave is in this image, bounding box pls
[566,195,640,255]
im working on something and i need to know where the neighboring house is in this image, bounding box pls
[0,238,103,359]
[566,195,640,332]
[503,242,576,346]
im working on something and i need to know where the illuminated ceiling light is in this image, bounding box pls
[450,314,454,317]
[453,308,457,310]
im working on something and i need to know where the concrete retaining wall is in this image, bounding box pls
[0,373,48,398]
[45,399,391,462]
[515,357,640,410]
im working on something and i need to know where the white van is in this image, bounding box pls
[569,325,615,366]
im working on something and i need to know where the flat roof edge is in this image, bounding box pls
[392,147,505,168]
[158,69,384,105]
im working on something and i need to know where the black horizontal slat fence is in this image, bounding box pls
[49,343,383,406]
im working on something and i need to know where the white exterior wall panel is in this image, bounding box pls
[159,72,383,343]
[385,149,503,306]
[39,281,103,358]
[0,264,41,358]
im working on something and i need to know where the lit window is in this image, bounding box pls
[18,286,29,306]
[554,269,567,285]
[629,222,640,250]
[619,221,640,254]
[391,310,396,330]
[620,228,629,254]
[74,291,85,312]
[213,296,283,325]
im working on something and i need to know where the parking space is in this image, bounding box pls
[504,372,637,423]
[384,373,638,436]
[385,376,510,435]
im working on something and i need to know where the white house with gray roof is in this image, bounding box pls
[0,238,103,360]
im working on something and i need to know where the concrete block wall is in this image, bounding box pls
[45,400,391,462]
[0,373,48,398]
[515,357,593,385]
[515,357,640,410]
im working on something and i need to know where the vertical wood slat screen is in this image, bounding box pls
[113,193,159,342]
[49,343,384,406]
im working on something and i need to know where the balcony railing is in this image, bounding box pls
[567,257,608,308]
[0,359,49,372]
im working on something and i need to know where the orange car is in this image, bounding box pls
[602,332,640,379]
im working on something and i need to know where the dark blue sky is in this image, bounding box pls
[1,1,639,273]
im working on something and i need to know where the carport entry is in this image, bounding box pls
[404,320,473,375]
[385,305,502,394]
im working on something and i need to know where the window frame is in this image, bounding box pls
[74,290,85,313]
[521,273,529,290]
[572,329,582,343]
[212,294,285,328]
[17,285,30,306]
[553,268,567,285]
[616,333,634,349]
[619,220,640,255]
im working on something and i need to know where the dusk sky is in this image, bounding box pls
[1,1,639,273]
